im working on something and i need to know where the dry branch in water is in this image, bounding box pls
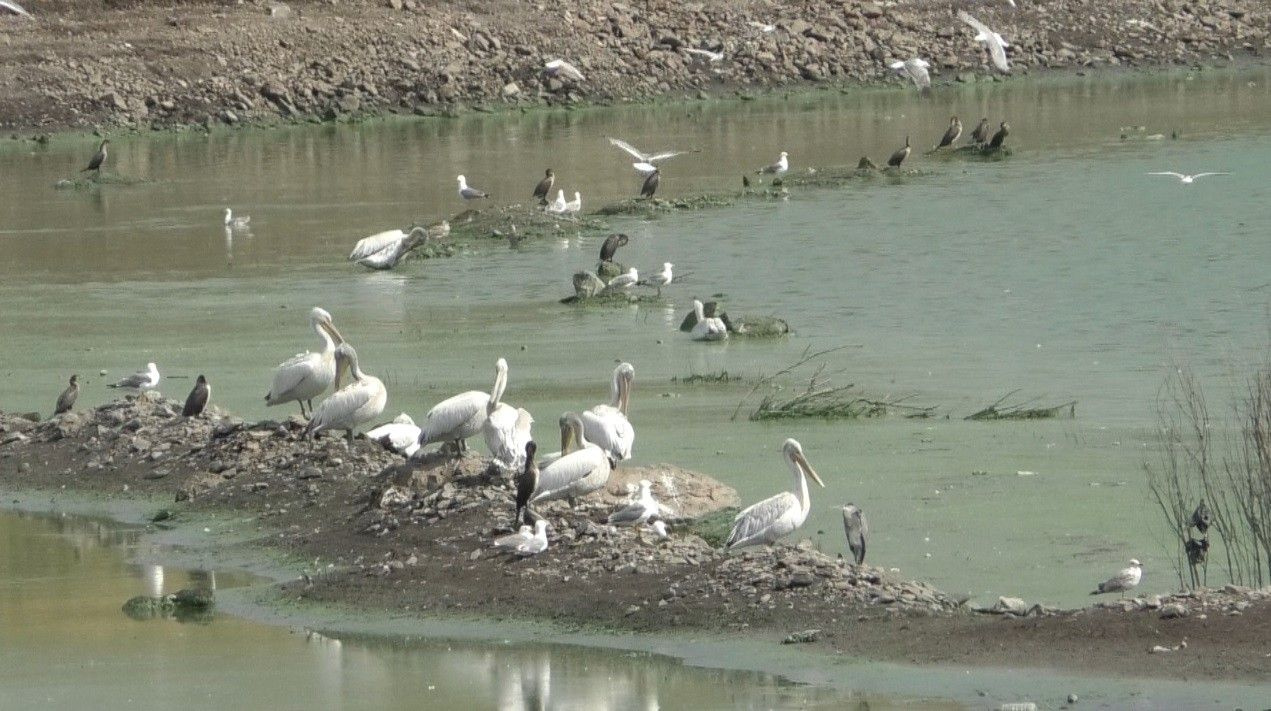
[964,390,1077,420]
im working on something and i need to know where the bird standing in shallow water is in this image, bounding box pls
[183,375,210,417]
[969,117,990,145]
[532,169,555,204]
[54,375,79,416]
[936,117,962,149]
[887,136,911,167]
[987,121,1010,149]
[757,151,789,178]
[82,139,109,173]
[640,169,660,199]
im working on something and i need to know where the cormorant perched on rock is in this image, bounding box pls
[54,374,79,416]
[599,233,628,262]
[987,121,1010,149]
[969,117,990,145]
[640,169,659,199]
[936,116,962,149]
[82,139,109,173]
[532,169,554,205]
[887,136,911,168]
[183,375,210,417]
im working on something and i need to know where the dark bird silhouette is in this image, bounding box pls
[841,504,868,565]
[82,139,109,173]
[969,117,990,145]
[515,441,539,527]
[532,168,554,205]
[54,374,79,415]
[599,233,629,262]
[1189,500,1212,534]
[182,374,210,417]
[742,175,751,189]
[887,135,911,168]
[1185,536,1209,567]
[640,169,660,199]
[987,121,1010,149]
[936,116,962,149]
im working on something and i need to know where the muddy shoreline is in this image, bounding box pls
[3,398,1270,685]
[1,0,1266,135]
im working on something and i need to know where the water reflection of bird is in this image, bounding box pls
[55,374,79,415]
[726,439,825,549]
[958,11,1011,73]
[108,362,160,392]
[532,168,555,204]
[841,504,868,564]
[599,233,629,262]
[532,413,611,505]
[457,174,489,200]
[606,137,692,175]
[690,300,728,341]
[936,116,962,149]
[182,374,210,416]
[265,307,344,418]
[306,344,387,441]
[887,136,911,167]
[640,169,659,199]
[969,117,990,145]
[223,207,251,229]
[367,413,422,457]
[483,361,534,470]
[141,563,165,598]
[417,358,505,454]
[581,362,634,462]
[1090,559,1142,597]
[82,139,109,173]
[348,226,428,270]
[516,441,539,526]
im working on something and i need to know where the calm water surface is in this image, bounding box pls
[1,68,1271,691]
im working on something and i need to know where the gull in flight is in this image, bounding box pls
[456,174,489,200]
[958,11,1011,73]
[1,0,31,15]
[1147,171,1230,184]
[683,48,725,63]
[544,59,585,82]
[889,58,931,92]
[607,137,693,175]
[1090,559,1142,597]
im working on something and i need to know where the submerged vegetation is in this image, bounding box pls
[965,391,1077,420]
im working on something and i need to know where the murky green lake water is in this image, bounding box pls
[2,68,1271,705]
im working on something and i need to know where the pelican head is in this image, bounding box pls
[332,343,358,389]
[782,438,825,487]
[309,306,344,344]
[616,362,635,413]
[557,412,576,454]
[563,411,588,447]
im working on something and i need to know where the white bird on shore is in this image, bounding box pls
[417,358,505,454]
[607,479,659,526]
[1,0,31,16]
[564,191,582,213]
[348,226,428,270]
[603,267,639,294]
[649,519,670,539]
[1091,559,1143,597]
[305,344,387,442]
[547,189,568,213]
[646,262,673,296]
[493,519,549,556]
[747,20,776,33]
[544,59,585,82]
[841,504,868,565]
[531,413,611,505]
[889,58,932,92]
[581,362,635,462]
[456,174,489,201]
[958,11,1011,73]
[756,151,789,178]
[607,137,693,175]
[690,299,728,341]
[483,360,534,470]
[725,439,826,549]
[265,307,344,418]
[683,47,725,63]
[223,208,251,229]
[367,413,422,457]
[1147,171,1230,184]
[107,362,161,392]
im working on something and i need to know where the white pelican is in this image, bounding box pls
[581,362,634,462]
[482,360,534,470]
[690,300,728,341]
[647,262,673,296]
[564,191,582,213]
[725,438,825,549]
[108,362,160,391]
[757,151,789,177]
[606,137,693,175]
[493,519,549,556]
[607,479,658,526]
[417,358,506,454]
[456,175,489,201]
[348,226,428,270]
[515,441,539,526]
[958,11,1011,73]
[1147,171,1230,184]
[547,189,568,213]
[366,413,422,457]
[531,413,611,505]
[841,504,868,564]
[305,343,387,441]
[224,208,251,229]
[603,268,638,294]
[1090,559,1143,597]
[889,58,931,91]
[544,58,585,81]
[265,307,344,418]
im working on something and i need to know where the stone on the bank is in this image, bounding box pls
[992,596,1030,615]
[1159,603,1188,619]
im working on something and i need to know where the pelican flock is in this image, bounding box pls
[581,362,635,462]
[531,413,611,505]
[417,358,505,454]
[265,307,344,417]
[726,439,825,549]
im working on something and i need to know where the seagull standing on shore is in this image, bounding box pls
[1147,171,1231,184]
[456,175,489,201]
[647,262,673,296]
[82,139,109,173]
[532,169,555,204]
[936,116,962,149]
[107,362,160,392]
[608,480,660,527]
[604,267,639,293]
[547,189,568,213]
[958,11,1011,73]
[544,59,585,81]
[757,151,789,177]
[889,58,932,92]
[607,137,693,175]
[182,375,211,417]
[1090,559,1142,597]
[564,191,582,213]
[54,375,79,415]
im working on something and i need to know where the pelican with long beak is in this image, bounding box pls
[482,359,534,470]
[265,307,344,418]
[725,439,825,549]
[305,343,387,441]
[348,226,429,270]
[690,300,728,341]
[531,413,611,506]
[581,362,635,462]
[418,358,506,455]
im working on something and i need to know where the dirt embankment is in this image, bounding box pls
[3,397,1271,682]
[0,0,1266,133]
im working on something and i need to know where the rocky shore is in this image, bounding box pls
[1,0,1266,133]
[3,396,1271,681]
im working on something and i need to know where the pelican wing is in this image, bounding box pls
[267,351,322,403]
[726,491,799,547]
[484,403,534,467]
[309,378,385,433]
[419,390,488,444]
[645,150,689,163]
[367,418,421,453]
[531,447,609,502]
[349,229,406,261]
[581,408,634,461]
[607,137,648,162]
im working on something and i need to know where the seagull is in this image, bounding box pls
[532,169,555,204]
[493,519,549,556]
[640,169,659,199]
[607,479,659,527]
[223,208,251,229]
[108,362,160,392]
[603,267,639,293]
[889,58,931,92]
[887,136,911,167]
[564,191,582,213]
[1,0,31,16]
[82,139,109,173]
[757,151,789,177]
[649,519,670,540]
[747,20,776,33]
[607,137,693,175]
[646,262,673,296]
[54,375,79,416]
[987,121,1010,149]
[969,117,991,145]
[1147,171,1230,184]
[936,116,962,149]
[683,47,725,63]
[456,174,488,200]
[366,413,422,457]
[182,375,211,417]
[958,11,1011,73]
[544,59,585,82]
[841,504,868,565]
[1090,559,1142,597]
[547,189,568,213]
